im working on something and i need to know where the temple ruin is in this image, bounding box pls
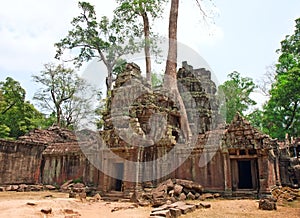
[0,62,299,199]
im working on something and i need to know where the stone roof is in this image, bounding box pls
[18,126,77,144]
[224,113,277,150]
[42,142,82,155]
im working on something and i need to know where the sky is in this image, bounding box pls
[0,0,299,108]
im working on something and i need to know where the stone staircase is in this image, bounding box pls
[101,191,131,202]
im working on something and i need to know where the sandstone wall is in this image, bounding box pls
[0,139,45,184]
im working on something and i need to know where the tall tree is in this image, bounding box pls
[0,77,44,138]
[55,1,140,94]
[164,0,211,140]
[115,0,167,83]
[33,63,96,128]
[262,18,300,139]
[218,71,257,123]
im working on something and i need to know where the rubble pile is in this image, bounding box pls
[271,186,300,203]
[133,179,220,207]
[149,201,211,218]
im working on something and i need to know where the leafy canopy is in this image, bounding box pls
[218,71,257,123]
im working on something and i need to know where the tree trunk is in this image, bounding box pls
[165,0,191,141]
[106,65,113,96]
[142,11,152,85]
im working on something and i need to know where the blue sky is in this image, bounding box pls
[0,0,299,108]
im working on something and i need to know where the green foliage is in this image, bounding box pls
[55,1,142,92]
[151,72,163,88]
[218,71,257,123]
[258,18,300,139]
[0,77,45,139]
[33,63,98,129]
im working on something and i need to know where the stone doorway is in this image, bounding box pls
[231,159,258,191]
[238,160,253,189]
[113,163,124,191]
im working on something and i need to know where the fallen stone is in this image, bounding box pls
[30,185,43,191]
[177,204,196,214]
[45,184,56,190]
[0,187,5,192]
[198,202,211,208]
[175,179,193,189]
[199,193,214,200]
[258,199,277,210]
[170,201,186,208]
[213,193,221,198]
[152,198,166,207]
[173,184,183,196]
[69,192,76,198]
[179,193,186,201]
[26,202,37,206]
[153,190,165,199]
[164,179,174,190]
[18,184,28,192]
[168,190,174,197]
[186,192,195,200]
[93,193,101,201]
[41,208,52,214]
[138,199,150,206]
[170,197,177,203]
[150,209,171,218]
[169,208,181,218]
[61,179,73,190]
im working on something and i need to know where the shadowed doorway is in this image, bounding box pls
[238,160,253,189]
[114,163,124,191]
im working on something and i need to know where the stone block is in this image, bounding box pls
[169,208,181,218]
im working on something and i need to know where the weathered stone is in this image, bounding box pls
[61,179,73,190]
[169,208,182,218]
[199,193,214,200]
[168,190,174,197]
[173,185,183,196]
[93,193,101,201]
[0,187,5,192]
[26,202,37,206]
[69,192,76,198]
[179,193,186,201]
[177,204,196,214]
[150,209,171,218]
[41,208,52,214]
[153,191,165,199]
[175,179,193,189]
[258,199,277,210]
[18,184,28,192]
[29,185,43,191]
[198,202,211,208]
[45,185,56,190]
[152,198,166,207]
[213,193,221,198]
[164,179,174,190]
[186,192,195,200]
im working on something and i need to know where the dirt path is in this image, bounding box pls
[0,192,299,218]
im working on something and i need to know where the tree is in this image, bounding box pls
[262,18,300,139]
[55,1,140,94]
[0,77,44,138]
[218,71,257,123]
[115,0,167,83]
[33,63,97,128]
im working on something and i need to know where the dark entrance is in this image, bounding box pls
[238,160,253,189]
[114,163,124,191]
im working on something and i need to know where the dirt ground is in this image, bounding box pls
[0,191,299,218]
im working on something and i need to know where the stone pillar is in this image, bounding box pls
[222,152,232,194]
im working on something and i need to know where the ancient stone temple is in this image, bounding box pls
[0,62,296,198]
